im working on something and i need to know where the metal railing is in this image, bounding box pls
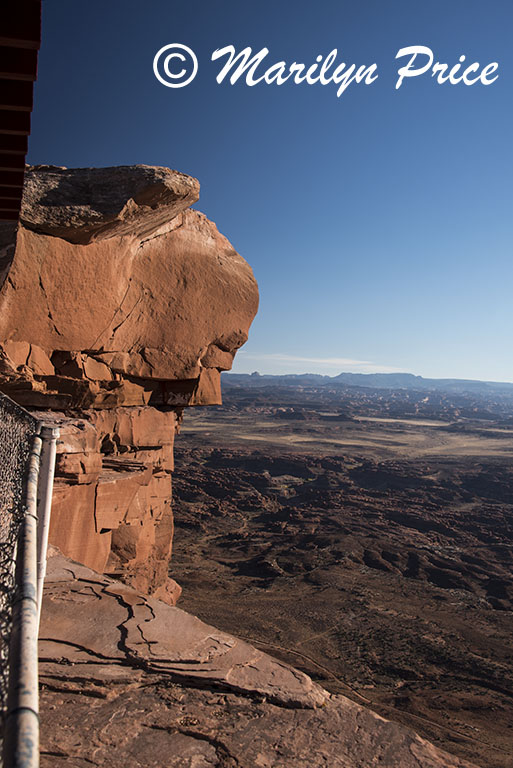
[0,392,58,768]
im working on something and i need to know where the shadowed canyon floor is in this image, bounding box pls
[170,383,513,768]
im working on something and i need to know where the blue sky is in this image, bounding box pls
[28,1,513,381]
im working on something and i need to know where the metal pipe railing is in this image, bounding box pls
[3,431,42,768]
[1,395,59,768]
[35,427,59,625]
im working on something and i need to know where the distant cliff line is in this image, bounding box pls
[223,371,513,394]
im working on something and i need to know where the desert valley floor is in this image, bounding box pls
[170,381,513,768]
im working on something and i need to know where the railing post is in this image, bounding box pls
[36,427,59,627]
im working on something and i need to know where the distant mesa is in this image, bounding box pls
[223,370,513,394]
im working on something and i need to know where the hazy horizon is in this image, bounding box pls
[226,363,513,385]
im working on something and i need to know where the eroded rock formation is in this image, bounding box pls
[0,164,258,599]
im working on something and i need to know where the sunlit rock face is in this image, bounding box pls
[0,164,258,409]
[0,165,258,600]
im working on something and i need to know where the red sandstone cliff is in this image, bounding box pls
[0,164,258,600]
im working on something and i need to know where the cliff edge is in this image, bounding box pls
[39,548,477,768]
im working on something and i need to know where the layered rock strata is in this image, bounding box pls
[0,165,258,599]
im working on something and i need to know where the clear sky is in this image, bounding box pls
[27,1,513,381]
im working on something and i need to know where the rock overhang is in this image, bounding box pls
[0,164,259,409]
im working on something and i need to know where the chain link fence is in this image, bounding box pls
[0,393,39,737]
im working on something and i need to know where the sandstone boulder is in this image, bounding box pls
[20,164,200,243]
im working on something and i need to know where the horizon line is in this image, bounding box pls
[224,369,513,386]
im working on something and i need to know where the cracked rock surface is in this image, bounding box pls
[39,549,477,767]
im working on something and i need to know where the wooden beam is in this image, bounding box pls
[0,153,25,170]
[0,80,34,111]
[0,46,38,81]
[0,134,28,154]
[0,109,31,135]
[0,185,23,198]
[0,3,41,50]
[0,200,20,211]
[0,169,25,187]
